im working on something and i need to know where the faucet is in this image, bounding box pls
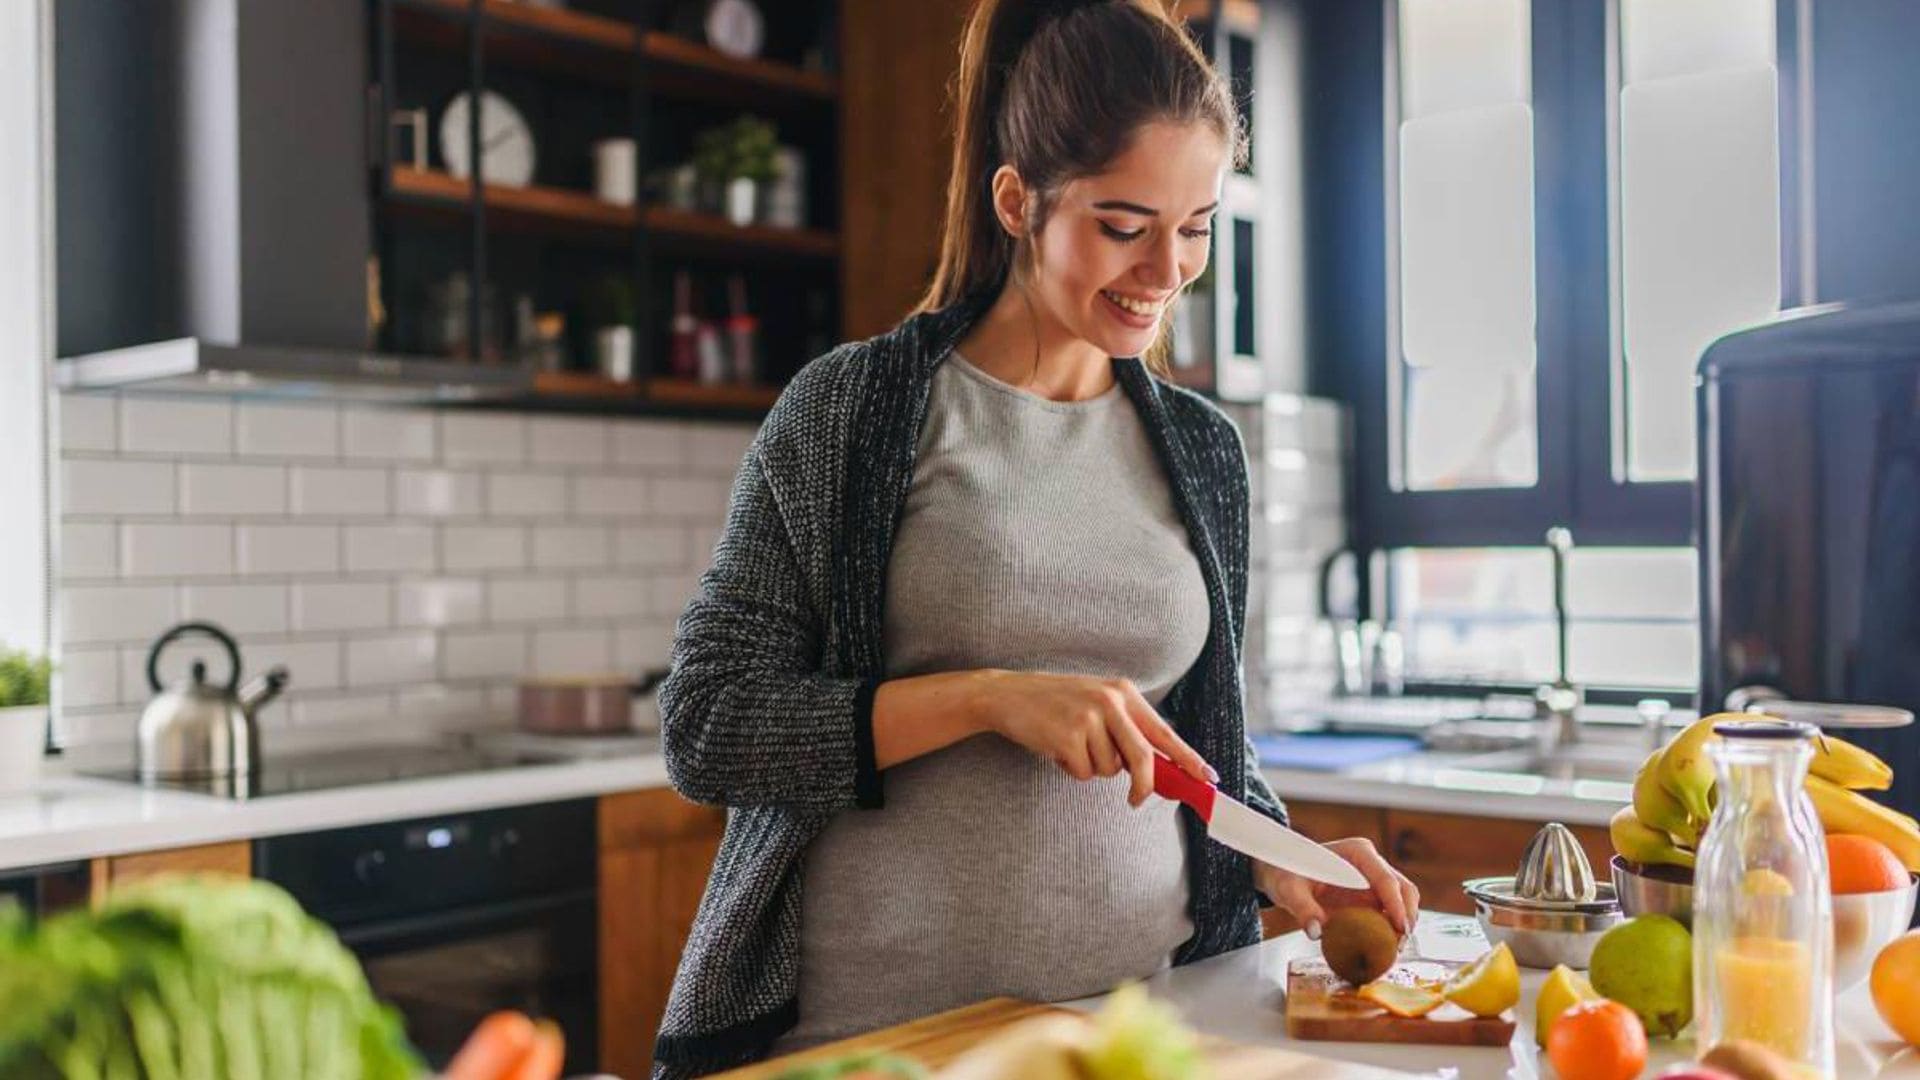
[1536,527,1584,747]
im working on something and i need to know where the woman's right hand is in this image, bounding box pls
[965,670,1217,807]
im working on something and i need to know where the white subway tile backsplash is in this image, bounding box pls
[61,522,117,578]
[60,395,117,452]
[441,525,526,571]
[396,469,483,517]
[394,683,490,721]
[529,417,609,465]
[245,640,344,691]
[293,690,393,726]
[649,571,704,618]
[293,581,392,632]
[344,524,436,573]
[533,627,613,675]
[616,525,689,569]
[614,621,676,668]
[180,582,291,636]
[236,403,339,458]
[121,523,233,577]
[533,525,610,569]
[395,578,484,627]
[570,575,649,619]
[62,584,175,645]
[443,629,528,680]
[684,524,722,572]
[238,524,340,575]
[180,463,286,516]
[612,421,685,467]
[651,477,731,520]
[441,414,526,464]
[120,398,231,455]
[343,409,436,462]
[347,632,438,687]
[685,425,756,474]
[571,475,648,518]
[487,472,567,517]
[487,577,568,623]
[293,466,391,516]
[58,646,121,708]
[64,459,174,516]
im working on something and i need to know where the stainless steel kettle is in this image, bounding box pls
[138,622,288,781]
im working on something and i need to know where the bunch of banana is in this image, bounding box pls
[1614,712,1913,871]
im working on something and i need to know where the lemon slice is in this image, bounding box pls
[1356,980,1444,1018]
[1534,963,1600,1047]
[1442,942,1520,1018]
[1742,868,1796,896]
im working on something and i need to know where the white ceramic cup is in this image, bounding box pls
[0,705,47,793]
[592,138,638,206]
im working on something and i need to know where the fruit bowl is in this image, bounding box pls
[1610,856,1918,991]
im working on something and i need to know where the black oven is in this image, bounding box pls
[255,799,598,1075]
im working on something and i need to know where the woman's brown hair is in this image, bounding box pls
[916,0,1245,363]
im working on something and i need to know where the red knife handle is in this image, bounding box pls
[1152,752,1216,820]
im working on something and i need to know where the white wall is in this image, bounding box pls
[0,0,51,657]
[54,395,751,750]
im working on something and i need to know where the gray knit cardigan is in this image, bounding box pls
[651,300,1289,1077]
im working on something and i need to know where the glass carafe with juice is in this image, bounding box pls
[1693,719,1834,1076]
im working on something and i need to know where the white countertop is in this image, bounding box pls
[1,722,1637,874]
[0,743,669,873]
[1067,912,1919,1079]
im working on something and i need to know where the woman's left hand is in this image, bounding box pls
[1252,836,1420,942]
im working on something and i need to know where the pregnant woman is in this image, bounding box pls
[653,1,1418,1075]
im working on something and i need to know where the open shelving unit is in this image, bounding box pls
[371,0,841,417]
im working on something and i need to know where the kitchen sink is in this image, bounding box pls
[1458,741,1647,785]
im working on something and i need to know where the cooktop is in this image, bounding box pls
[88,743,569,801]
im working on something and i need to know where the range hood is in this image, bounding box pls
[55,338,529,402]
[55,0,528,402]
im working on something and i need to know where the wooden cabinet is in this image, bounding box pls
[598,788,727,1080]
[89,840,252,905]
[1383,809,1611,916]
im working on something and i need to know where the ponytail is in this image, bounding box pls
[916,0,1242,336]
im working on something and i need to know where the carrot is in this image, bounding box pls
[501,1019,565,1080]
[443,1011,537,1080]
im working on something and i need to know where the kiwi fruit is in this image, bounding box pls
[1320,907,1398,986]
[1700,1039,1796,1080]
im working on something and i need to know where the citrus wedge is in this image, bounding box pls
[1442,942,1520,1018]
[1356,979,1444,1018]
[1534,963,1601,1047]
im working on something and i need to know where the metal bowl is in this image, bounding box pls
[1464,875,1625,969]
[1610,857,1919,992]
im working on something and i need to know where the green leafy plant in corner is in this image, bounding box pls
[0,647,51,709]
[692,116,782,184]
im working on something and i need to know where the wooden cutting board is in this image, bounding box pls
[712,996,1418,1078]
[1284,957,1516,1046]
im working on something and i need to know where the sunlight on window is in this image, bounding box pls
[1616,0,1780,483]
[1396,0,1538,491]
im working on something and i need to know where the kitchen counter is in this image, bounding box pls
[0,740,669,872]
[1062,912,1919,1079]
[1,721,1643,874]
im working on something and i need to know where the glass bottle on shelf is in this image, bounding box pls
[1692,719,1834,1076]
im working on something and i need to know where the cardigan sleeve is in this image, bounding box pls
[658,442,883,813]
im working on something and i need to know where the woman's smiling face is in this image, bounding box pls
[1001,121,1228,360]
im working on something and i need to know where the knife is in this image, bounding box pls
[1153,753,1369,890]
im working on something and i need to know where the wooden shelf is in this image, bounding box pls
[529,372,780,414]
[388,166,839,259]
[394,0,837,106]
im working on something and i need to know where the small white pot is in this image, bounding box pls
[0,705,47,793]
[725,177,756,227]
[595,325,635,382]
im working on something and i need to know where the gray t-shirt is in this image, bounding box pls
[777,352,1213,1050]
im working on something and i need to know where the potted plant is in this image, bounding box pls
[0,645,51,792]
[693,116,782,226]
[588,277,637,383]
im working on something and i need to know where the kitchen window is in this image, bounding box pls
[1308,0,1799,696]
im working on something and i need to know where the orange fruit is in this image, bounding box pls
[1872,930,1920,1045]
[1547,999,1648,1080]
[1828,833,1909,894]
